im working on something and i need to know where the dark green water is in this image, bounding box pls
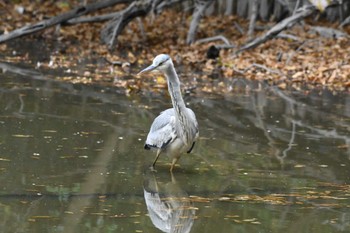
[0,66,349,233]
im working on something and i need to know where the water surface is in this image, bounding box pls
[0,65,349,233]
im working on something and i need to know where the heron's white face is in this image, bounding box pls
[138,54,171,74]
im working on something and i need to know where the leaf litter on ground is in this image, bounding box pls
[0,1,349,94]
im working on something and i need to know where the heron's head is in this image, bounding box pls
[138,54,172,75]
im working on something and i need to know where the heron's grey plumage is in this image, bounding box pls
[139,54,199,171]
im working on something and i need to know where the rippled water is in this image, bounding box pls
[0,64,349,233]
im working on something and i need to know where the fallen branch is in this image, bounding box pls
[276,33,301,41]
[0,62,45,79]
[240,63,286,77]
[100,0,185,48]
[0,0,130,43]
[196,35,232,46]
[309,26,349,38]
[100,0,151,48]
[339,15,350,28]
[186,0,214,44]
[236,5,316,54]
[66,12,118,24]
[233,21,245,35]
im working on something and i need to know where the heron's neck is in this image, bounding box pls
[164,65,189,130]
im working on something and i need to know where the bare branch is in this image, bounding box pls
[196,35,232,45]
[186,0,214,44]
[248,0,258,39]
[0,0,131,43]
[100,0,151,48]
[236,5,316,54]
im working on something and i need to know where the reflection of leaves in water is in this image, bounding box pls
[45,183,81,202]
[189,182,350,208]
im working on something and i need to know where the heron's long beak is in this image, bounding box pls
[138,64,156,75]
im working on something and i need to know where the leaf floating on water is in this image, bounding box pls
[189,195,211,203]
[73,147,89,150]
[0,158,10,162]
[243,218,257,222]
[12,134,33,138]
[60,155,74,159]
[90,212,108,216]
[225,215,240,218]
[30,215,54,219]
[42,130,57,133]
[218,197,230,201]
[80,131,101,135]
[110,214,127,218]
[337,144,349,149]
[294,164,306,168]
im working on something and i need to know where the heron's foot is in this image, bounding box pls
[169,158,179,172]
[149,165,157,172]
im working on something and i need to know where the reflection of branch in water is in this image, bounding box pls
[0,61,127,106]
[249,89,283,166]
[0,62,46,80]
[61,133,119,233]
[13,196,45,233]
[143,171,196,233]
[281,122,296,160]
[293,120,350,157]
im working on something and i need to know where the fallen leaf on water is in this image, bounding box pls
[0,158,10,162]
[30,216,54,219]
[12,134,33,138]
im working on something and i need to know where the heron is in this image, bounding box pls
[138,54,199,172]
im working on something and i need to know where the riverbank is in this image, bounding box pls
[1,2,349,93]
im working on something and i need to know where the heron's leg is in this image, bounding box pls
[152,149,162,168]
[170,157,179,172]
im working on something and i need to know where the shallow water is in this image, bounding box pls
[0,65,349,233]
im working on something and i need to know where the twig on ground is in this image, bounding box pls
[234,63,286,78]
[276,33,301,41]
[309,26,349,38]
[250,63,286,77]
[196,35,232,46]
[339,15,350,28]
[234,21,245,35]
[66,12,117,24]
[285,38,320,65]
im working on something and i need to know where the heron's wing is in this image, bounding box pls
[145,109,176,150]
[186,108,199,137]
[184,108,199,153]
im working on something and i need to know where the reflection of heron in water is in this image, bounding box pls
[138,54,199,172]
[143,170,196,233]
